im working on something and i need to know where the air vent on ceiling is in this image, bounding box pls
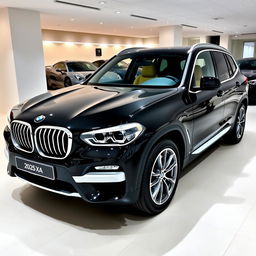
[130,14,157,21]
[181,24,197,29]
[55,0,100,11]
[241,33,256,36]
[212,30,223,34]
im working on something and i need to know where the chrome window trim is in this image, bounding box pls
[10,120,34,153]
[34,125,73,160]
[188,49,239,94]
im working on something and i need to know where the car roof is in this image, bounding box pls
[237,57,256,62]
[117,43,229,56]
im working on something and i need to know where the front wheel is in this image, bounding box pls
[135,140,180,215]
[224,103,246,144]
[64,77,72,87]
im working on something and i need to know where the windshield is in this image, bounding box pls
[67,62,97,72]
[238,59,256,70]
[87,53,188,87]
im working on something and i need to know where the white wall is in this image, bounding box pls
[42,29,158,65]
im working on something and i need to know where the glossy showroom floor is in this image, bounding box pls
[1,107,256,256]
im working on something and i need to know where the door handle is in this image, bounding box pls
[236,81,241,87]
[217,90,224,97]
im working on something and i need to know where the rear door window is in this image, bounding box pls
[212,52,230,82]
[226,55,237,76]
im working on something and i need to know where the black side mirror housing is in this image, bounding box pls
[200,77,221,90]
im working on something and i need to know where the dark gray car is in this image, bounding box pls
[237,58,256,103]
[46,61,97,90]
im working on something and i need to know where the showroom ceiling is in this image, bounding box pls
[0,0,255,38]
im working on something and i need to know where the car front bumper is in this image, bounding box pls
[4,126,145,205]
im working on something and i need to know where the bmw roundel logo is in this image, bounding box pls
[34,115,46,123]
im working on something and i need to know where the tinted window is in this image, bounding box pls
[192,51,216,88]
[226,55,237,75]
[54,62,66,71]
[67,62,96,72]
[88,54,188,87]
[239,59,256,70]
[212,52,230,82]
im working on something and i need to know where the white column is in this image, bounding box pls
[159,26,183,47]
[220,34,231,50]
[200,36,207,44]
[0,8,47,114]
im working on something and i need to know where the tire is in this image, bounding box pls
[223,103,246,144]
[64,77,72,87]
[135,140,180,215]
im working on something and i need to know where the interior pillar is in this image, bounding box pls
[0,8,47,114]
[159,26,183,47]
[220,34,231,50]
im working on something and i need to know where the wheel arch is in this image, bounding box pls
[135,123,189,193]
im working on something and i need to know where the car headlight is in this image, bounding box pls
[80,123,145,146]
[7,110,13,128]
[74,74,85,81]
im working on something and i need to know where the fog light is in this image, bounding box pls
[95,165,119,170]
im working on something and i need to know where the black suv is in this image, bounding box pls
[4,44,248,215]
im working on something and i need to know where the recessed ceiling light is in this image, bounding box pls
[70,18,75,22]
[99,1,106,4]
[99,21,104,25]
[115,11,121,14]
[130,26,134,29]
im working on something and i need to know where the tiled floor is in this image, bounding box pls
[1,106,256,256]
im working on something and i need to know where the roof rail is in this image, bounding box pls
[188,43,228,53]
[118,47,146,55]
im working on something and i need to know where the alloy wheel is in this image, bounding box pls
[149,148,178,205]
[236,106,246,139]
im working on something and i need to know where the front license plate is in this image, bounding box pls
[15,157,55,180]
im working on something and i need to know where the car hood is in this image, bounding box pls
[15,85,179,129]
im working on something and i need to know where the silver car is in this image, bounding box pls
[46,61,97,89]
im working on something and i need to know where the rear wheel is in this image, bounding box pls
[224,103,246,144]
[135,140,180,215]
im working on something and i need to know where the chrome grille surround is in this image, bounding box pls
[34,126,72,160]
[10,120,34,153]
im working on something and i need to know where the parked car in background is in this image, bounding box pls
[5,44,248,215]
[92,59,106,68]
[237,58,256,103]
[46,61,97,90]
[92,59,129,79]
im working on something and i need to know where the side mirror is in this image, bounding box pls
[56,69,67,73]
[200,77,221,90]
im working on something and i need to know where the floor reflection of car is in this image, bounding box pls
[92,59,129,78]
[46,61,97,90]
[237,58,256,103]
